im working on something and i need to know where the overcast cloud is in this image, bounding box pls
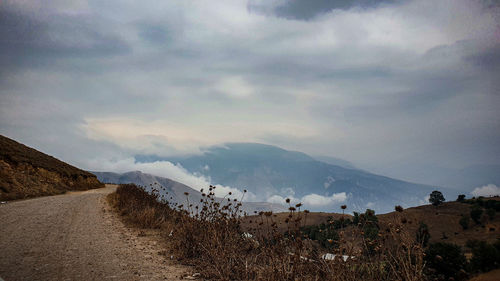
[1,0,499,188]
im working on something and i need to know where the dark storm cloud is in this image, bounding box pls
[0,0,498,185]
[0,5,130,72]
[250,0,398,20]
[467,45,500,72]
[137,23,171,45]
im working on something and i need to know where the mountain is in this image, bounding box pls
[312,155,357,170]
[135,143,457,213]
[431,164,500,190]
[93,170,286,214]
[0,134,103,200]
[364,162,500,191]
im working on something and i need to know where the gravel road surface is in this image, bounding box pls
[0,185,188,281]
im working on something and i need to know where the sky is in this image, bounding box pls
[1,0,499,192]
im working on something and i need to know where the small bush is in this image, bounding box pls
[470,206,483,224]
[457,194,466,202]
[467,239,500,273]
[459,215,470,230]
[486,208,496,220]
[416,222,430,247]
[424,242,467,280]
[109,184,428,281]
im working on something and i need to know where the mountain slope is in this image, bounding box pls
[0,134,103,200]
[93,171,286,213]
[136,143,456,213]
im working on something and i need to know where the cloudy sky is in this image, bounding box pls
[1,0,499,188]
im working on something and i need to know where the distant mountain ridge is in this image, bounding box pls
[0,134,103,200]
[135,143,458,213]
[93,170,287,214]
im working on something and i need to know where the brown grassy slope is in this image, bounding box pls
[241,199,499,247]
[0,134,103,200]
[377,200,500,247]
[109,184,427,281]
[241,211,351,233]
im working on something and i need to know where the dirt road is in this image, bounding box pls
[0,185,188,281]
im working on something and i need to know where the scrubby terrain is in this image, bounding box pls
[0,135,103,200]
[377,199,500,247]
[109,183,429,281]
[109,183,500,281]
[93,170,287,214]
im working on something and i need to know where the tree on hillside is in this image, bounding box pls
[457,194,466,202]
[429,190,445,206]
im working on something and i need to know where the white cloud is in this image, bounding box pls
[420,195,431,205]
[83,118,320,157]
[267,195,288,205]
[88,157,257,201]
[302,192,347,207]
[215,76,254,98]
[324,176,335,189]
[266,191,347,208]
[471,184,500,197]
[1,0,498,190]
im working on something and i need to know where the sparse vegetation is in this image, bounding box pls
[459,215,470,230]
[424,242,467,280]
[457,194,466,202]
[0,135,103,200]
[486,208,496,220]
[0,135,97,178]
[466,239,500,273]
[416,222,430,247]
[109,183,428,281]
[471,205,484,225]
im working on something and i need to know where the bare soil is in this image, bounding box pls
[0,184,189,281]
[469,269,500,281]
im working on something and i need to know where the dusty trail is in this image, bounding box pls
[0,184,187,281]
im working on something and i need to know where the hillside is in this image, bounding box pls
[377,198,500,247]
[0,135,103,200]
[135,143,456,213]
[93,170,287,213]
[241,198,500,249]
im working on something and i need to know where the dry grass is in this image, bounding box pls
[378,201,500,247]
[109,183,428,281]
[0,134,103,200]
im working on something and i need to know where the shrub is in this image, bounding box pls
[424,242,467,280]
[486,208,496,220]
[485,199,500,211]
[470,206,483,224]
[359,209,379,245]
[457,194,466,202]
[467,240,500,272]
[300,222,339,249]
[352,211,359,225]
[459,215,470,230]
[416,222,430,247]
[109,184,428,281]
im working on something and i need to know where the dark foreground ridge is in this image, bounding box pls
[0,134,103,200]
